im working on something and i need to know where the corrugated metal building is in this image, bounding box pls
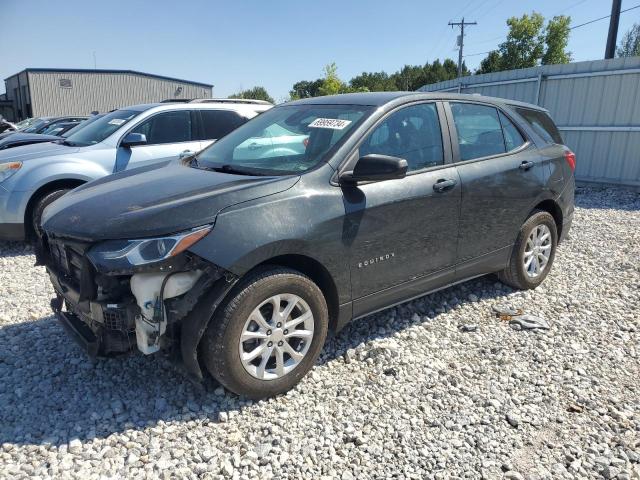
[3,68,213,121]
[418,58,640,188]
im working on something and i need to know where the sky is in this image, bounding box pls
[2,0,639,102]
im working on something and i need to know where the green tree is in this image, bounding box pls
[228,86,274,104]
[499,12,545,70]
[318,63,345,96]
[350,71,398,92]
[542,15,572,65]
[477,50,503,74]
[617,23,640,57]
[289,79,323,99]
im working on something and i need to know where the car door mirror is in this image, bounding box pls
[121,132,147,148]
[340,154,408,183]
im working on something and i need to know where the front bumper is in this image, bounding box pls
[0,187,28,241]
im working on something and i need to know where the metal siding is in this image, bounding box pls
[419,58,640,187]
[28,71,212,117]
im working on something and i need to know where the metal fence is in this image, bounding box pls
[418,57,640,188]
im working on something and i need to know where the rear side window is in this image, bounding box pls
[499,112,526,151]
[131,110,192,144]
[450,103,506,161]
[514,107,563,144]
[199,110,247,140]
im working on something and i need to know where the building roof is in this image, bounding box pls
[5,68,213,88]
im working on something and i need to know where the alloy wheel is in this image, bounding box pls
[523,224,552,278]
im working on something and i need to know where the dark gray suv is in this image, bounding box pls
[39,92,575,398]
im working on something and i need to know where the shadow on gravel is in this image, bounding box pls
[0,275,510,448]
[0,241,32,258]
[575,187,640,211]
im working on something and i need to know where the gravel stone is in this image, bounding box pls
[0,186,638,478]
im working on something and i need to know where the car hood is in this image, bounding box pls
[0,132,61,147]
[0,140,80,161]
[42,162,299,241]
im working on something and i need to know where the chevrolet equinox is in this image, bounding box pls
[39,92,575,399]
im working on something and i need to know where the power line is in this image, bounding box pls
[570,3,639,30]
[449,18,478,77]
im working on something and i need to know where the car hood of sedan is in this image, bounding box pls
[0,132,61,148]
[41,161,299,241]
[0,140,79,160]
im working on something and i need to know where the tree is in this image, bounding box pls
[318,63,345,96]
[617,23,640,57]
[229,86,274,104]
[350,71,398,92]
[289,79,323,99]
[499,12,545,70]
[477,51,503,74]
[542,15,572,65]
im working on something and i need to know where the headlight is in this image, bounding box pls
[87,225,212,273]
[0,162,21,182]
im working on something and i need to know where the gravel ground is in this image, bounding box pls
[0,186,638,480]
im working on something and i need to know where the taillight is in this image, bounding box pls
[564,150,576,172]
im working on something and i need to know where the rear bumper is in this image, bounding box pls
[560,210,573,243]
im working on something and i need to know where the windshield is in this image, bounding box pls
[194,104,371,175]
[22,118,48,133]
[61,114,105,138]
[15,118,35,130]
[64,110,139,146]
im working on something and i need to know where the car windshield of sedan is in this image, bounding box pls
[193,104,372,175]
[64,110,139,146]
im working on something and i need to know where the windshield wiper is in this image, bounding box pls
[60,139,77,146]
[209,164,267,176]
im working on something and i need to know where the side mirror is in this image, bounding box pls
[121,132,147,148]
[340,154,408,183]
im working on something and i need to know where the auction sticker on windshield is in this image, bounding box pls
[308,118,352,130]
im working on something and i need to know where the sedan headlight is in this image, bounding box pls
[0,162,22,183]
[87,225,212,273]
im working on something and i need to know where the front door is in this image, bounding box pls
[343,102,461,317]
[115,110,202,172]
[445,101,547,276]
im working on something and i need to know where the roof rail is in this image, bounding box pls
[160,98,193,103]
[189,98,273,105]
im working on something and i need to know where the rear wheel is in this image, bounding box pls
[31,189,70,240]
[201,267,328,399]
[499,210,558,290]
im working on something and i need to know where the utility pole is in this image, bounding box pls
[449,17,477,78]
[605,0,622,59]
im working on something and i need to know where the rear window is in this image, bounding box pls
[514,107,563,145]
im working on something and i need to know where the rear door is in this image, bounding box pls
[196,109,249,149]
[445,101,546,278]
[116,110,201,171]
[344,102,461,316]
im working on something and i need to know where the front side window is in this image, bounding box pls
[194,104,371,175]
[450,103,506,161]
[130,110,191,145]
[65,110,139,146]
[359,103,444,172]
[199,110,247,140]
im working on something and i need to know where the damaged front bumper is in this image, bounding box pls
[39,235,237,380]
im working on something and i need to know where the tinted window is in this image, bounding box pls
[514,107,563,144]
[360,103,444,172]
[131,110,191,144]
[499,112,526,151]
[199,110,247,140]
[195,104,370,175]
[450,103,506,161]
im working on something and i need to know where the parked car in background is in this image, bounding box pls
[0,101,271,241]
[0,116,87,140]
[37,92,575,399]
[0,115,104,151]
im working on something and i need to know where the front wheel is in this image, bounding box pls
[201,268,329,399]
[30,189,70,240]
[499,210,558,290]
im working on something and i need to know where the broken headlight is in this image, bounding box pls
[87,225,212,273]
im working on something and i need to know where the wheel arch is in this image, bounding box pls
[24,178,86,239]
[531,198,563,241]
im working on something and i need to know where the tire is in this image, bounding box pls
[498,210,558,290]
[201,267,329,399]
[31,189,70,240]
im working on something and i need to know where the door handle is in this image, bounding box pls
[433,178,457,192]
[519,160,535,171]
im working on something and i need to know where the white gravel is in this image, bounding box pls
[1,186,639,479]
